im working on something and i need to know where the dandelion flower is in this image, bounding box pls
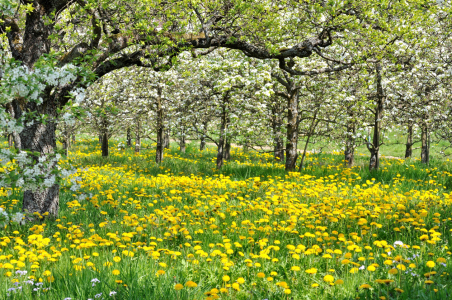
[185,281,197,288]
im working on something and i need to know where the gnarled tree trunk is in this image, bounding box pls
[19,94,60,219]
[9,5,63,219]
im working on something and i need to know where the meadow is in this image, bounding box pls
[1,138,452,300]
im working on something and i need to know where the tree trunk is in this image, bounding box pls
[98,134,102,144]
[274,136,284,162]
[163,129,170,149]
[8,134,13,148]
[200,135,206,151]
[126,127,132,147]
[71,133,75,143]
[179,134,186,153]
[421,121,429,164]
[200,120,208,151]
[135,118,141,154]
[216,94,229,169]
[405,124,413,159]
[156,91,164,163]
[344,121,355,167]
[368,63,384,171]
[224,141,231,160]
[285,90,299,171]
[20,96,60,219]
[101,131,108,157]
[14,5,61,219]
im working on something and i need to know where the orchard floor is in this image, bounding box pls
[2,138,452,300]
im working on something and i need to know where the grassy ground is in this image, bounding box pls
[1,137,452,299]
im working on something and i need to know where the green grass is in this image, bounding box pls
[1,136,452,300]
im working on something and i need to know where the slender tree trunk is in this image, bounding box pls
[223,116,231,160]
[126,127,132,147]
[216,95,229,169]
[344,121,355,167]
[156,90,164,163]
[285,90,299,171]
[405,124,413,159]
[101,131,108,157]
[135,118,141,154]
[421,121,429,164]
[368,63,384,171]
[98,134,102,144]
[71,133,75,143]
[8,134,13,148]
[179,135,186,153]
[200,120,207,151]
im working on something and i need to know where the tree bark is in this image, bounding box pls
[8,134,13,148]
[224,141,231,160]
[405,124,413,159]
[200,135,206,151]
[71,133,75,143]
[101,131,108,157]
[200,120,207,151]
[216,93,229,169]
[285,90,299,171]
[368,63,384,171]
[135,118,141,154]
[179,132,186,153]
[156,89,164,163]
[126,127,132,147]
[10,5,62,219]
[344,121,355,167]
[20,95,60,219]
[101,116,108,157]
[163,128,170,149]
[421,121,429,164]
